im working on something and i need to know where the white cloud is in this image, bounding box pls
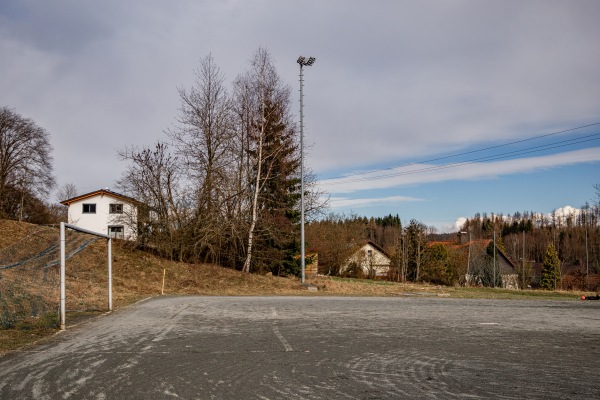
[319,147,600,194]
[453,217,468,232]
[547,206,583,225]
[329,195,423,209]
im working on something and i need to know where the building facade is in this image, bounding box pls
[61,189,139,240]
[344,241,391,278]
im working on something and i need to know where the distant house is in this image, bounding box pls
[343,241,391,278]
[431,235,520,289]
[467,239,520,289]
[60,188,140,240]
[294,252,319,277]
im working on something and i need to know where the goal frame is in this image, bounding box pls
[60,222,112,330]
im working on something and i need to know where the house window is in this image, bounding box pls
[82,203,96,214]
[110,203,123,214]
[108,226,124,239]
[367,249,373,258]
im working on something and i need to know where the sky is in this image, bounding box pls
[1,0,599,232]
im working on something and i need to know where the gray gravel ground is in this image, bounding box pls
[0,296,599,399]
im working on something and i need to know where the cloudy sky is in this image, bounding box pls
[1,0,599,231]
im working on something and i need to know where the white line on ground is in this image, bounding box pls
[272,326,293,352]
[270,307,293,352]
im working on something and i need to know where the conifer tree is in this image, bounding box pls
[253,98,301,275]
[237,47,300,275]
[541,243,560,290]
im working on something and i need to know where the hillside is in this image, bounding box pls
[0,219,585,308]
[0,220,443,309]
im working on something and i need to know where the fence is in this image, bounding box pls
[0,224,105,329]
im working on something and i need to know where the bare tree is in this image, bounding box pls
[56,183,78,202]
[303,169,329,221]
[117,142,185,259]
[0,107,55,218]
[168,54,236,263]
[169,54,234,212]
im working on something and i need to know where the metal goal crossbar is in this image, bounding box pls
[60,222,112,330]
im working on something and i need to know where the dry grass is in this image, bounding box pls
[83,240,448,302]
[64,238,585,303]
[0,219,35,250]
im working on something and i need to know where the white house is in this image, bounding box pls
[344,241,391,278]
[60,189,140,240]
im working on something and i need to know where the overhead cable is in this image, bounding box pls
[321,125,600,186]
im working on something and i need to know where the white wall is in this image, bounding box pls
[67,194,137,240]
[346,243,391,277]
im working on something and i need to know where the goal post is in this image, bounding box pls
[60,222,112,330]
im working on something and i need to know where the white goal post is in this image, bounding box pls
[60,222,112,330]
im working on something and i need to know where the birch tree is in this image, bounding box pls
[235,48,298,273]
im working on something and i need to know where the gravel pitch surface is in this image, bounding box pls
[0,296,599,399]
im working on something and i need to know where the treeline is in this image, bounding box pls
[117,49,323,275]
[306,187,600,290]
[459,200,600,288]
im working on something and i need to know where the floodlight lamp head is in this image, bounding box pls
[297,56,306,65]
[306,57,316,66]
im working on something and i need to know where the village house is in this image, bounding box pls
[432,233,520,289]
[60,188,140,240]
[465,239,520,289]
[343,241,391,278]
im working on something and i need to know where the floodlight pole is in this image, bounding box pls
[297,55,315,284]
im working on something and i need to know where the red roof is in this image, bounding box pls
[60,188,140,206]
[429,239,518,271]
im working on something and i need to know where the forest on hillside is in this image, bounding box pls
[306,185,600,290]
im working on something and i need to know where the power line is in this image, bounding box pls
[320,122,600,185]
[350,134,600,184]
[330,133,600,184]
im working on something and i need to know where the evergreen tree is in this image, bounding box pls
[238,47,301,275]
[405,219,427,281]
[540,243,560,290]
[254,98,301,275]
